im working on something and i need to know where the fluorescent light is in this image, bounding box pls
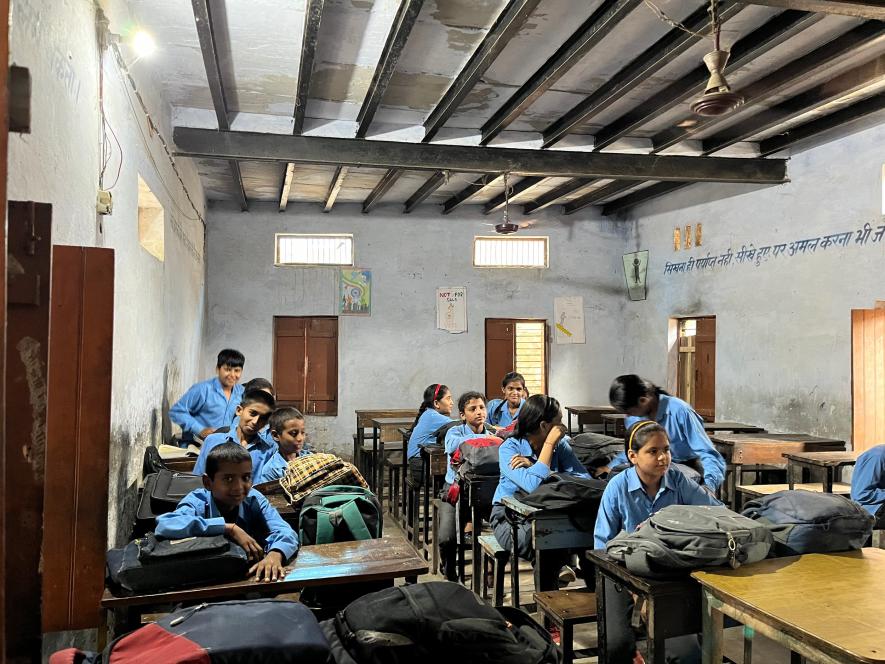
[131,30,156,58]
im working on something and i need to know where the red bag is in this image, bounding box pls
[452,436,504,478]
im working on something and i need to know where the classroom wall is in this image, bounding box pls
[622,121,885,445]
[204,202,629,456]
[8,0,207,546]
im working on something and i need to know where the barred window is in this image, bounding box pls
[275,234,354,266]
[474,236,548,268]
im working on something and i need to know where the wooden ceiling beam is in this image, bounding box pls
[323,166,347,212]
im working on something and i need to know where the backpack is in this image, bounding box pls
[50,599,330,664]
[298,485,382,546]
[142,446,166,477]
[569,432,623,469]
[328,581,560,664]
[149,469,203,512]
[106,532,250,594]
[280,453,368,505]
[605,505,772,577]
[741,490,875,556]
[452,435,504,477]
[515,473,607,530]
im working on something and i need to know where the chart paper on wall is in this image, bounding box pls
[553,296,585,344]
[339,268,371,315]
[623,250,648,301]
[437,287,467,333]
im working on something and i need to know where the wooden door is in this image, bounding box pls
[694,317,716,420]
[485,319,515,399]
[274,317,306,406]
[306,318,337,415]
[851,308,885,452]
[0,0,10,656]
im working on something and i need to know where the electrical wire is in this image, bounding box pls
[642,0,720,42]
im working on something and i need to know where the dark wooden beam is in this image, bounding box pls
[323,166,347,212]
[562,180,636,215]
[191,0,247,210]
[592,10,822,151]
[652,21,885,153]
[292,0,324,134]
[702,54,885,154]
[278,163,294,212]
[362,168,403,213]
[442,174,503,214]
[173,127,789,184]
[744,0,885,20]
[403,171,445,213]
[542,1,744,148]
[601,182,692,216]
[479,0,642,145]
[356,0,424,138]
[483,177,546,214]
[759,92,885,156]
[422,0,541,142]
[522,178,596,214]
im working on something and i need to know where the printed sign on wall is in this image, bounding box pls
[437,287,467,333]
[553,296,585,344]
[339,268,371,315]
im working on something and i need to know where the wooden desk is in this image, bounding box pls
[370,416,416,492]
[702,422,765,434]
[693,549,885,664]
[565,406,616,434]
[782,450,860,493]
[601,413,626,437]
[354,409,416,481]
[502,495,596,606]
[710,433,846,509]
[588,550,701,664]
[737,482,852,499]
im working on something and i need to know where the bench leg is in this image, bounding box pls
[823,467,833,493]
[562,620,574,664]
[494,557,505,607]
[471,503,482,595]
[432,501,440,575]
[509,519,520,608]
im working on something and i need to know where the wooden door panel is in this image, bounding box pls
[306,333,337,414]
[274,333,306,405]
[485,319,514,400]
[852,308,885,451]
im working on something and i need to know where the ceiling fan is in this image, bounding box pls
[484,173,539,234]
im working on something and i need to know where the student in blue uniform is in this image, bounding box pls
[193,389,276,480]
[406,383,454,484]
[156,442,298,582]
[851,444,885,527]
[170,349,245,442]
[490,394,589,589]
[486,372,527,430]
[603,374,725,491]
[595,421,722,664]
[256,407,313,484]
[232,377,277,449]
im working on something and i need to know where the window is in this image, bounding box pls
[474,236,548,268]
[138,176,164,261]
[485,319,548,398]
[275,233,353,266]
[273,316,338,415]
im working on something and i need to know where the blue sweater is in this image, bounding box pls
[407,409,454,459]
[851,445,885,516]
[487,399,524,427]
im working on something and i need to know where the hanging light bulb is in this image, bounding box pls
[495,173,519,235]
[690,0,743,117]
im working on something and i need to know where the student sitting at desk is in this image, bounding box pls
[170,349,245,443]
[604,374,725,491]
[193,389,276,480]
[595,421,722,664]
[406,383,454,485]
[490,394,590,589]
[255,407,313,484]
[233,377,278,449]
[156,442,299,582]
[487,371,527,430]
[851,444,885,528]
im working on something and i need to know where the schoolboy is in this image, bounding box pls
[155,442,299,581]
[170,349,246,442]
[193,388,276,479]
[256,407,313,484]
[851,444,885,527]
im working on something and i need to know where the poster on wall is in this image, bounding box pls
[553,296,585,344]
[622,250,648,301]
[436,287,467,333]
[339,268,371,315]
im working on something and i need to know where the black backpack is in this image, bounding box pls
[329,581,560,664]
[569,433,623,469]
[515,473,607,530]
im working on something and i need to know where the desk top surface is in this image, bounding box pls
[565,405,616,413]
[781,450,861,466]
[702,422,765,433]
[502,494,540,516]
[372,416,417,427]
[102,535,427,609]
[601,413,625,420]
[736,482,852,496]
[693,549,885,664]
[710,432,845,445]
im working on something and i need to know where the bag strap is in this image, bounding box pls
[315,510,336,544]
[340,500,373,540]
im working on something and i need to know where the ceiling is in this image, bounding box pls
[120,0,885,216]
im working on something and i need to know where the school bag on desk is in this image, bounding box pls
[569,432,624,471]
[741,490,875,556]
[452,435,504,477]
[298,485,382,545]
[132,469,203,538]
[514,472,607,530]
[606,504,772,577]
[280,453,368,505]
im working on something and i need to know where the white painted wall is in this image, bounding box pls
[204,202,629,456]
[622,122,885,444]
[9,0,207,545]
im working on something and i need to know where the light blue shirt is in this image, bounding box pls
[487,399,524,428]
[170,377,244,439]
[193,428,276,479]
[155,487,298,561]
[443,423,492,485]
[594,465,722,549]
[609,394,725,489]
[493,436,589,505]
[851,444,885,516]
[255,448,313,484]
[407,409,454,459]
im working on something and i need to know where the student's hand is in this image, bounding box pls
[198,427,215,439]
[509,455,533,470]
[542,424,567,448]
[250,550,285,582]
[226,523,264,561]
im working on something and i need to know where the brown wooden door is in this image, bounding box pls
[485,319,515,399]
[274,317,306,405]
[273,316,338,415]
[485,318,548,398]
[851,308,885,452]
[694,317,716,420]
[306,318,337,415]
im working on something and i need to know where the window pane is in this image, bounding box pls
[276,234,354,266]
[474,237,548,268]
[515,322,546,395]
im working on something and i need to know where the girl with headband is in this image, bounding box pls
[407,383,454,485]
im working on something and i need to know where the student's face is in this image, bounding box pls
[203,460,253,510]
[502,381,525,405]
[434,392,454,416]
[537,411,563,438]
[217,363,243,389]
[273,417,306,454]
[461,398,487,430]
[236,402,273,437]
[628,432,671,480]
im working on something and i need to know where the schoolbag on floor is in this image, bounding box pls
[453,435,504,477]
[329,581,560,664]
[570,432,623,470]
[280,453,368,505]
[741,490,875,556]
[299,485,382,545]
[50,599,330,664]
[606,505,772,577]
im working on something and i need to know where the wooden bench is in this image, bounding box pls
[534,589,598,664]
[479,534,508,608]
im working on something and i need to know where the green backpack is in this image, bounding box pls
[298,485,382,545]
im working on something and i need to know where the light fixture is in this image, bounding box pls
[690,0,743,117]
[495,173,519,235]
[131,30,157,58]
